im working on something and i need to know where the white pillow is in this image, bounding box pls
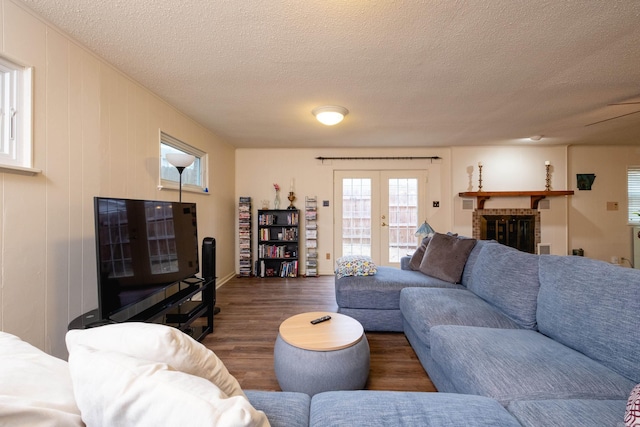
[0,331,84,427]
[68,345,269,427]
[66,322,244,398]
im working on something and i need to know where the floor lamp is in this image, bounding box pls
[166,153,195,202]
[166,152,220,315]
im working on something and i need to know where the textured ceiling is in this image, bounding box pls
[20,0,640,148]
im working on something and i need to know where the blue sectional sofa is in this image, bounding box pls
[2,234,637,426]
[336,233,639,426]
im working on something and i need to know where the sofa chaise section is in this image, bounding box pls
[336,266,463,331]
[335,237,496,332]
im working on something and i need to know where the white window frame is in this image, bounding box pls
[0,55,35,175]
[159,131,208,194]
[628,166,640,224]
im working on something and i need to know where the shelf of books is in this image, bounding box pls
[305,196,318,277]
[257,209,299,278]
[238,197,252,277]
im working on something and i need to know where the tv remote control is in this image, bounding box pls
[310,315,331,325]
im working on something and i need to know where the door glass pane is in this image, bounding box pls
[342,178,371,256]
[388,178,418,262]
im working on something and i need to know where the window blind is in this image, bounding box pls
[628,166,640,223]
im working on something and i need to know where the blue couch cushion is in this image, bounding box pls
[507,399,627,427]
[460,239,497,288]
[310,391,521,427]
[400,287,522,349]
[335,266,463,310]
[537,255,640,383]
[468,243,540,329]
[245,390,310,427]
[430,325,636,405]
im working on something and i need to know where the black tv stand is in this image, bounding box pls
[68,277,215,342]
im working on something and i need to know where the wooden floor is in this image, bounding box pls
[201,275,436,392]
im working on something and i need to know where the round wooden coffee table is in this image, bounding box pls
[274,312,370,396]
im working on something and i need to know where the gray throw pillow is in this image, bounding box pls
[419,233,477,283]
[408,237,431,271]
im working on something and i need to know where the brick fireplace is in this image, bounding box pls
[472,209,540,254]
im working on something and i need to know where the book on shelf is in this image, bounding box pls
[279,260,298,277]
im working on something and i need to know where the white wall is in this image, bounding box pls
[236,147,452,275]
[0,0,236,358]
[452,145,570,255]
[568,145,640,264]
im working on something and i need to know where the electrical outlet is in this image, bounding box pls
[326,253,331,260]
[433,201,440,207]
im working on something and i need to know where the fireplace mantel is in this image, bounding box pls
[458,190,574,209]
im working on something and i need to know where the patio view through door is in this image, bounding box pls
[334,170,427,267]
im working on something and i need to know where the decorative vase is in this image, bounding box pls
[274,190,281,209]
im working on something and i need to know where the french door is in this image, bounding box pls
[334,170,427,267]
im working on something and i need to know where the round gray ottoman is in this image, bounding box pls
[274,312,370,396]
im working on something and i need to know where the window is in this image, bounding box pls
[628,166,640,224]
[159,132,208,193]
[0,55,33,172]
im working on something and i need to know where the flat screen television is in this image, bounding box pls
[94,197,199,320]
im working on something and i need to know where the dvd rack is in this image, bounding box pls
[238,197,252,277]
[305,196,318,276]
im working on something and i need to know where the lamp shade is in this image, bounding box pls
[312,106,349,126]
[415,221,435,238]
[166,153,195,168]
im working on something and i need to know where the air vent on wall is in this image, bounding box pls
[537,243,551,255]
[462,200,474,210]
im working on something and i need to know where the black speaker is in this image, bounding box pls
[202,237,216,280]
[202,237,220,316]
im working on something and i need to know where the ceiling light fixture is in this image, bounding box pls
[312,105,349,126]
[530,135,543,141]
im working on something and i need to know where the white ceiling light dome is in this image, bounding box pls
[312,105,349,126]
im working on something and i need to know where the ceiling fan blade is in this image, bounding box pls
[607,101,640,106]
[585,109,640,127]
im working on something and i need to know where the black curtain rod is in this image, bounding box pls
[315,156,441,162]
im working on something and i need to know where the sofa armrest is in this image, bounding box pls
[400,256,412,270]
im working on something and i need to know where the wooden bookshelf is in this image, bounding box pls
[257,209,299,278]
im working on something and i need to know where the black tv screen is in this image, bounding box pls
[94,197,199,320]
